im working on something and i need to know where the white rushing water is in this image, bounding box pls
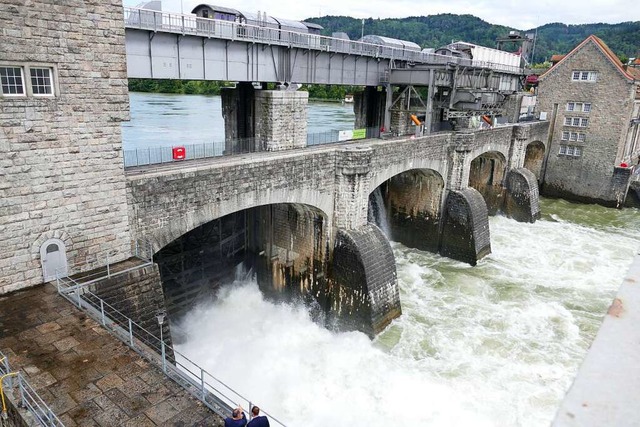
[174,200,640,427]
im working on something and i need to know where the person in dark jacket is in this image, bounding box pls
[247,406,270,427]
[224,406,247,427]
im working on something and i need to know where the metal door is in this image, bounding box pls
[40,238,68,281]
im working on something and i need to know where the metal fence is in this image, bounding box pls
[0,350,65,426]
[54,278,287,426]
[124,128,381,168]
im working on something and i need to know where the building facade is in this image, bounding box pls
[537,35,640,206]
[0,0,132,294]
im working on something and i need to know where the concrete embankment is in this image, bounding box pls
[552,251,640,426]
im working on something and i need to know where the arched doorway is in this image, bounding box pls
[40,238,68,281]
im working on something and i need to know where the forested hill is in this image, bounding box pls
[305,15,640,64]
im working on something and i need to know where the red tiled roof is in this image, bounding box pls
[539,35,638,81]
[550,54,565,63]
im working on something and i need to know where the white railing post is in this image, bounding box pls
[161,341,166,373]
[75,287,81,308]
[100,299,106,326]
[200,368,206,399]
[106,254,110,278]
[128,319,134,347]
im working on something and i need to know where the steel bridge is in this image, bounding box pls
[123,7,524,89]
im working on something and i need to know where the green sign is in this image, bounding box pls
[352,128,366,139]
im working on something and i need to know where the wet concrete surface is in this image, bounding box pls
[0,284,225,426]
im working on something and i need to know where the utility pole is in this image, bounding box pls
[180,0,184,14]
[361,18,365,39]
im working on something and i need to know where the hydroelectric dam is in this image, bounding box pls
[1,1,639,426]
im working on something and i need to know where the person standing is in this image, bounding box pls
[247,406,270,427]
[224,406,247,427]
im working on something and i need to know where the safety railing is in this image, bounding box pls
[123,7,524,75]
[54,280,287,426]
[0,350,65,426]
[123,128,381,168]
[58,238,153,290]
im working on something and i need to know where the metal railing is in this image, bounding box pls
[123,128,381,168]
[123,7,523,75]
[60,238,153,289]
[53,280,287,426]
[0,350,65,426]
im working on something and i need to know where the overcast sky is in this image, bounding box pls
[124,0,640,30]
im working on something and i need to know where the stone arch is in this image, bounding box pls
[369,167,446,253]
[468,150,507,215]
[523,140,545,181]
[31,230,73,258]
[148,189,332,255]
[369,159,448,196]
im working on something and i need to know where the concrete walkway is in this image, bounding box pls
[0,284,224,426]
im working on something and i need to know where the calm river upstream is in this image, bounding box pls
[124,92,640,427]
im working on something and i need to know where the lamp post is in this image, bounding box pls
[361,18,365,40]
[156,310,166,373]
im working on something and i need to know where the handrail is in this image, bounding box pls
[0,350,65,426]
[54,277,287,426]
[122,7,523,75]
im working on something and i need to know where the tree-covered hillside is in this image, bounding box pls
[305,15,640,64]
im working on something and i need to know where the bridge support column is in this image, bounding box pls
[330,146,401,337]
[354,86,384,134]
[331,224,401,337]
[440,188,491,266]
[255,90,308,151]
[390,87,412,136]
[504,168,541,222]
[221,82,256,153]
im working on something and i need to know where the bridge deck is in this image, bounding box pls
[0,284,224,426]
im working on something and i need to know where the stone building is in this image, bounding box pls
[0,0,132,294]
[537,35,640,206]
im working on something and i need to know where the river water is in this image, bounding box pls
[122,92,355,149]
[124,92,640,427]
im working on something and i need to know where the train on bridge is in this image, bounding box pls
[131,2,523,72]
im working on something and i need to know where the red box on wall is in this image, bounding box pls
[172,146,186,160]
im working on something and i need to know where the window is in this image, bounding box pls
[569,132,578,141]
[0,64,56,97]
[559,145,583,157]
[580,118,589,127]
[577,133,586,142]
[564,117,571,126]
[572,117,580,126]
[583,103,591,112]
[562,131,570,140]
[566,102,575,112]
[29,67,53,95]
[0,67,25,95]
[572,71,597,82]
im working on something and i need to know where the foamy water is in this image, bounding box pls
[175,200,640,427]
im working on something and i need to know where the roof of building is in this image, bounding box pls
[539,35,638,82]
[550,54,565,63]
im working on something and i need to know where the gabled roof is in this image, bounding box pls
[539,35,638,82]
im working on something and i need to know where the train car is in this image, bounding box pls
[359,35,421,58]
[445,41,522,72]
[272,16,309,44]
[302,21,324,49]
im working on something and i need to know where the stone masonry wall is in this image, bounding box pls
[537,39,636,204]
[255,90,308,151]
[126,150,337,252]
[0,0,132,294]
